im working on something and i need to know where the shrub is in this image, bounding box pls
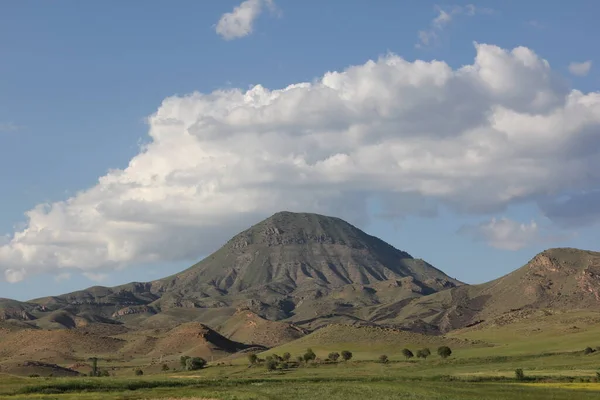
[328,352,340,362]
[379,354,389,364]
[303,348,316,363]
[515,368,525,381]
[99,370,110,377]
[28,374,40,378]
[266,359,278,371]
[282,352,291,361]
[417,348,431,359]
[180,356,191,368]
[437,346,452,359]
[248,353,258,365]
[161,364,170,371]
[280,361,289,369]
[296,356,304,363]
[402,348,414,360]
[134,369,144,376]
[341,350,353,361]
[595,371,600,382]
[584,347,594,355]
[185,357,207,371]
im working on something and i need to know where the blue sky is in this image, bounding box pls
[1,0,599,300]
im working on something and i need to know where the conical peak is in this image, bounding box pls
[228,211,372,249]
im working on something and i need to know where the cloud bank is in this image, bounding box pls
[215,0,275,40]
[2,43,600,282]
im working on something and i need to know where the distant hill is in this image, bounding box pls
[380,248,600,333]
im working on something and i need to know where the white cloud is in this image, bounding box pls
[54,272,71,282]
[459,218,541,250]
[568,61,592,77]
[417,4,494,48]
[1,43,600,282]
[83,272,108,283]
[215,0,275,40]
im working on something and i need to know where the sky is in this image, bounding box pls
[1,0,599,301]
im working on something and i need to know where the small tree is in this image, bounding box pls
[248,353,258,365]
[328,352,340,362]
[515,368,525,381]
[88,357,98,377]
[584,347,594,355]
[417,348,431,359]
[379,354,389,364]
[437,346,452,359]
[341,350,353,361]
[303,348,316,363]
[134,369,144,376]
[266,359,278,371]
[185,357,207,371]
[282,352,291,361]
[180,355,191,368]
[402,348,414,360]
[161,364,170,371]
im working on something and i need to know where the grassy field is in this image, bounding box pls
[2,310,600,399]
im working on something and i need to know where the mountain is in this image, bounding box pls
[380,248,600,333]
[1,211,460,332]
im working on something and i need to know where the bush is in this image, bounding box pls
[28,374,40,378]
[248,353,258,365]
[161,364,170,371]
[185,357,207,371]
[280,361,289,369]
[179,356,190,368]
[515,368,525,381]
[341,350,353,361]
[296,356,304,363]
[402,348,414,360]
[379,354,389,364]
[134,369,143,376]
[266,359,278,371]
[303,348,316,363]
[328,352,340,362]
[437,346,452,359]
[417,348,431,359]
[98,370,110,377]
[282,352,291,361]
[584,347,594,355]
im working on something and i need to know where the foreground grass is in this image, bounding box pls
[2,377,600,400]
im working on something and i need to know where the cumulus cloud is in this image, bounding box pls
[417,4,494,48]
[215,0,275,40]
[1,42,600,282]
[569,61,592,77]
[459,218,541,250]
